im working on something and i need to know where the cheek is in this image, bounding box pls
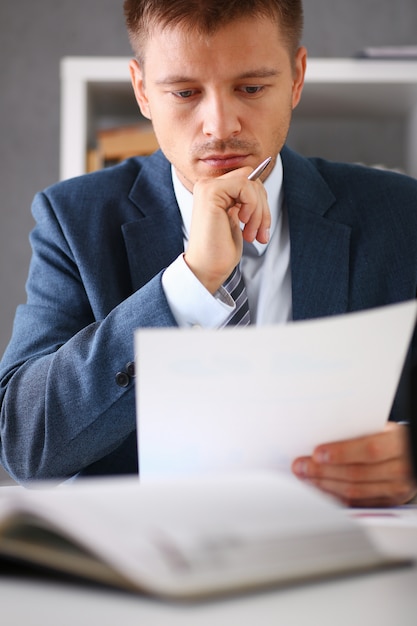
[149,117,189,173]
[146,107,173,144]
[150,106,195,150]
[152,125,179,159]
[260,116,293,156]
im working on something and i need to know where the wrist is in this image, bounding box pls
[183,253,228,294]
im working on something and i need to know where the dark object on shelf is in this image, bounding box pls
[356,46,417,60]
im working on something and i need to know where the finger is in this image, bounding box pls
[312,423,408,466]
[307,476,416,508]
[292,452,417,507]
[255,222,271,245]
[219,167,271,243]
[238,183,270,243]
[292,456,411,484]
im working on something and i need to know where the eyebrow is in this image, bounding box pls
[155,68,281,85]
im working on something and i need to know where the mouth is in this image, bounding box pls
[199,154,250,171]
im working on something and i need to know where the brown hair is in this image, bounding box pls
[124,0,304,62]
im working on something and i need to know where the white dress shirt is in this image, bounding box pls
[162,155,292,327]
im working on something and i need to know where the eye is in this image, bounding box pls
[173,89,196,99]
[239,85,264,95]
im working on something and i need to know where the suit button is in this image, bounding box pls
[115,371,130,388]
[126,361,136,377]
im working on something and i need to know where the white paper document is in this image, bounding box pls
[135,301,417,478]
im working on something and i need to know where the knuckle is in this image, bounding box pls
[391,481,414,504]
[342,483,362,503]
[311,462,326,479]
[394,463,411,480]
[363,438,382,462]
[346,464,362,482]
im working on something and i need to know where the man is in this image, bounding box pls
[0,0,416,506]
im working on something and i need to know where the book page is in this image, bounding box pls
[0,473,398,598]
[136,301,417,477]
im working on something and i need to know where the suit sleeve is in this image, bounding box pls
[0,190,177,483]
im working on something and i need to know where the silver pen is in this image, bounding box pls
[247,156,272,181]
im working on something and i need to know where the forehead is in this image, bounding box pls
[142,16,289,76]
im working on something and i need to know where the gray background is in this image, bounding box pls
[0,2,416,482]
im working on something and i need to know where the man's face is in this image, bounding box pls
[130,15,306,191]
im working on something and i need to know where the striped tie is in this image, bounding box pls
[222,265,251,327]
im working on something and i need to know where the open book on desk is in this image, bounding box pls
[0,473,410,600]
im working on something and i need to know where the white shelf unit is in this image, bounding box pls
[60,56,417,181]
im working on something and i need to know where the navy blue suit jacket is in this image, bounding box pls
[1,146,417,482]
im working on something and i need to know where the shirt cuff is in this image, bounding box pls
[162,254,234,328]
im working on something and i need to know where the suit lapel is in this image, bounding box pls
[281,147,352,321]
[122,152,184,292]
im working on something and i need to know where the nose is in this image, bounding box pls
[202,92,241,140]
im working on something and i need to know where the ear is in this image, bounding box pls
[129,58,152,120]
[291,46,307,110]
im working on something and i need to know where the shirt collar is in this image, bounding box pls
[171,155,283,257]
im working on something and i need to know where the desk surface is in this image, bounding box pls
[1,509,417,626]
[1,560,416,626]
